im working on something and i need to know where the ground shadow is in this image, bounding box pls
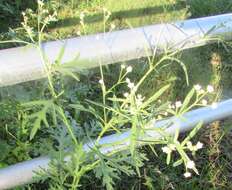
[51,2,184,29]
[0,1,37,33]
[186,0,232,18]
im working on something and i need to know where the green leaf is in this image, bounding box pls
[55,45,66,65]
[181,121,203,146]
[166,152,171,165]
[173,159,183,167]
[30,117,41,140]
[179,88,195,114]
[54,66,80,81]
[165,57,189,85]
[141,84,170,109]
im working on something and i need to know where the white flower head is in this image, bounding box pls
[196,141,203,150]
[186,141,193,150]
[38,0,44,7]
[128,82,135,89]
[186,160,195,169]
[123,92,129,98]
[194,84,201,91]
[110,23,116,30]
[162,146,171,154]
[169,144,176,151]
[126,78,135,89]
[136,94,144,105]
[121,64,126,69]
[175,101,182,108]
[201,99,207,106]
[137,94,142,99]
[77,31,81,36]
[126,78,131,84]
[184,172,192,178]
[126,66,133,73]
[207,85,214,93]
[98,79,104,84]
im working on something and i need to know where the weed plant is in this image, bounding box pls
[0,1,229,189]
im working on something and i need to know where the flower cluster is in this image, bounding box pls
[194,84,218,109]
[126,78,135,89]
[182,141,203,178]
[186,141,203,152]
[121,64,133,73]
[194,84,214,94]
[161,141,203,178]
[168,101,182,110]
[136,94,145,106]
[162,144,176,154]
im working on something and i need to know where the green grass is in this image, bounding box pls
[0,0,232,189]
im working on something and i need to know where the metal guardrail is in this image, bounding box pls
[0,99,232,189]
[0,14,232,87]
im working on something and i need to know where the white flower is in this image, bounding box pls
[169,144,176,151]
[123,92,129,97]
[126,78,131,84]
[128,82,135,89]
[98,79,104,84]
[121,64,126,69]
[187,141,203,151]
[162,146,171,154]
[207,85,214,93]
[186,160,195,169]
[211,102,218,109]
[76,31,81,36]
[184,172,192,178]
[137,94,144,101]
[126,78,135,89]
[194,84,201,91]
[136,94,144,105]
[175,101,182,108]
[196,141,203,150]
[126,66,133,73]
[38,0,44,7]
[201,99,207,106]
[186,141,193,150]
[110,23,116,30]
